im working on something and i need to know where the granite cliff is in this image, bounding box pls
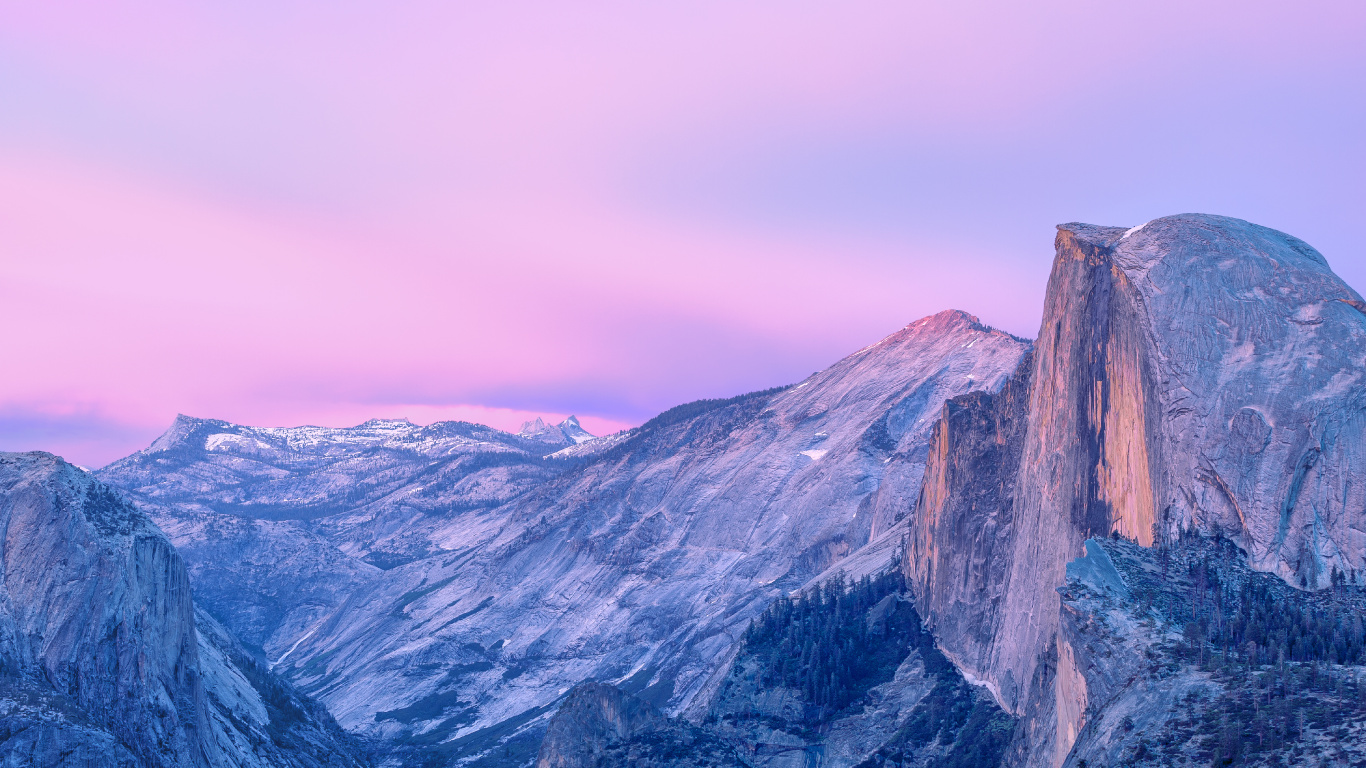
[905,214,1366,765]
[0,452,365,768]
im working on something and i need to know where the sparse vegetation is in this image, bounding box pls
[1100,534,1366,766]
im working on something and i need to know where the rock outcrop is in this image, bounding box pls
[534,682,663,768]
[0,452,212,768]
[97,311,1027,758]
[904,214,1366,764]
[519,416,595,446]
[0,452,365,768]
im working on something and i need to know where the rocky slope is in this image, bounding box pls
[94,311,1028,762]
[0,452,365,768]
[534,571,1015,768]
[904,214,1366,765]
[518,416,595,447]
[267,310,1029,757]
[1035,534,1366,768]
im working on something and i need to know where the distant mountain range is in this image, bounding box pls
[5,214,1365,768]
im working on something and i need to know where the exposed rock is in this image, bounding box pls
[535,682,663,768]
[271,311,1029,751]
[904,214,1366,764]
[1052,536,1366,768]
[98,416,569,656]
[903,347,1033,706]
[0,452,212,768]
[519,417,595,447]
[195,609,369,768]
[0,452,367,768]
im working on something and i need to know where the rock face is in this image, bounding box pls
[1045,535,1366,768]
[0,452,365,768]
[0,452,211,768]
[534,682,662,768]
[519,416,595,446]
[904,214,1366,764]
[268,311,1029,752]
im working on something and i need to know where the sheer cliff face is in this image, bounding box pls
[902,349,1033,696]
[906,213,1366,762]
[990,221,1166,714]
[0,453,367,768]
[0,452,211,768]
[274,311,1030,744]
[1105,214,1366,588]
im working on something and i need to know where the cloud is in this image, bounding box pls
[0,1,1362,467]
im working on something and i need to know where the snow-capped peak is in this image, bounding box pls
[518,415,596,445]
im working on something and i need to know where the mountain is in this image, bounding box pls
[0,452,365,768]
[81,212,1366,768]
[98,310,1029,764]
[518,416,596,447]
[905,214,1366,765]
[97,416,582,657]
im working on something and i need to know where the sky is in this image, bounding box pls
[1,1,1364,468]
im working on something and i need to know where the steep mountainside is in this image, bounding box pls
[534,572,1015,768]
[905,214,1366,765]
[237,311,1029,758]
[0,452,364,768]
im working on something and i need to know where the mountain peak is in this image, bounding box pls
[519,415,596,445]
[144,413,228,454]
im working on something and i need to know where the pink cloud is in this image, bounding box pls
[1,1,1363,466]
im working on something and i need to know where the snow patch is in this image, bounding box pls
[800,449,829,461]
[1122,221,1150,239]
[205,433,272,453]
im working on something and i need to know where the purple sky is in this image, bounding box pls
[2,1,1364,467]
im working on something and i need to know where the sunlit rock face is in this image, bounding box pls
[904,214,1366,763]
[0,453,364,768]
[262,310,1029,749]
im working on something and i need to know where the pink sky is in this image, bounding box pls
[2,1,1364,467]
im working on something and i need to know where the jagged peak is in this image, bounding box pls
[519,415,596,444]
[518,417,550,435]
